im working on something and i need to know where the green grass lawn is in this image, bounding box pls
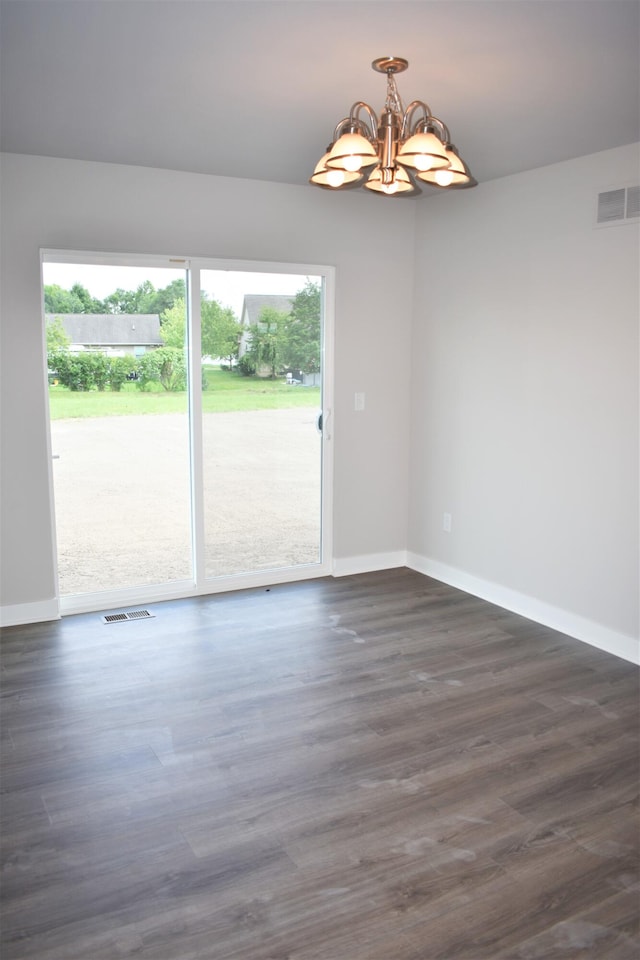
[48,367,321,419]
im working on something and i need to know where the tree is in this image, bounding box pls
[158,295,240,365]
[102,286,142,314]
[201,298,240,363]
[283,280,321,374]
[46,316,71,354]
[158,298,187,348]
[143,278,186,315]
[102,279,187,315]
[245,307,289,378]
[70,283,103,314]
[44,283,102,314]
[130,280,155,312]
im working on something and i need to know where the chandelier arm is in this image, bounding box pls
[332,117,355,143]
[428,116,451,143]
[348,101,379,141]
[401,100,432,139]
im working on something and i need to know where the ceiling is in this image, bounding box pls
[1,0,638,195]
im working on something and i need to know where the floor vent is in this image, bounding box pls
[102,610,155,624]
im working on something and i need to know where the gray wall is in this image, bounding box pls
[0,154,415,617]
[1,146,638,662]
[408,144,639,653]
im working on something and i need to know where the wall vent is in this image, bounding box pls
[626,185,640,219]
[102,610,155,623]
[596,185,640,227]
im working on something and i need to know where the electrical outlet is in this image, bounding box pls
[443,512,452,533]
[354,392,365,411]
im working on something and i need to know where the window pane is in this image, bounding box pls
[45,261,192,595]
[200,270,323,579]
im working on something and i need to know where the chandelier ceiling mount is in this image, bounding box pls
[310,57,476,196]
[371,56,409,75]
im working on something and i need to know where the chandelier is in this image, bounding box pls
[310,57,475,196]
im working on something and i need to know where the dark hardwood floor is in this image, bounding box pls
[1,569,638,959]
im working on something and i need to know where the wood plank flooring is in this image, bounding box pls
[1,569,638,959]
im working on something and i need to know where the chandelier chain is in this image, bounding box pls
[385,72,404,119]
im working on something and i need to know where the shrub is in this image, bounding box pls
[49,351,95,391]
[236,354,256,376]
[109,355,138,391]
[91,353,110,391]
[136,348,187,391]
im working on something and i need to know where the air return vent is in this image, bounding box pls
[626,185,640,219]
[102,610,155,624]
[596,185,640,227]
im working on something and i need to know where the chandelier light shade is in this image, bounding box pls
[309,57,476,196]
[416,143,474,187]
[325,131,378,171]
[364,163,414,195]
[310,151,364,188]
[396,129,450,171]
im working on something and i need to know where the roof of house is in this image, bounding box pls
[46,314,163,346]
[240,295,293,326]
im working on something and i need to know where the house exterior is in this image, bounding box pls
[238,294,294,378]
[238,294,293,356]
[238,294,319,384]
[46,314,163,357]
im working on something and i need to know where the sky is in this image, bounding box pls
[42,261,319,319]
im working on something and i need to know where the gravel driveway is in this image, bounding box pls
[51,409,322,596]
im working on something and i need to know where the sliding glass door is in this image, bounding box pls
[43,252,332,612]
[199,269,323,579]
[44,258,192,599]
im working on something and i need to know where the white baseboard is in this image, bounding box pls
[407,553,639,666]
[0,597,60,628]
[4,559,637,666]
[332,551,408,578]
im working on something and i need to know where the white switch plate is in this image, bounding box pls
[354,392,365,411]
[443,512,452,533]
